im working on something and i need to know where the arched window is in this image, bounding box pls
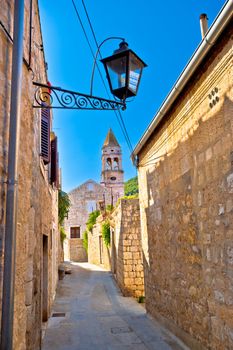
[106,158,112,170]
[113,158,119,170]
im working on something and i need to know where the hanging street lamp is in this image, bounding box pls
[101,41,147,102]
[33,39,147,111]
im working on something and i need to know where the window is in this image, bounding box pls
[70,227,80,239]
[86,200,96,213]
[87,182,94,191]
[41,104,51,164]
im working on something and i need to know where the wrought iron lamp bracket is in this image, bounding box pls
[33,82,126,111]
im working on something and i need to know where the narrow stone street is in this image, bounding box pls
[42,263,188,350]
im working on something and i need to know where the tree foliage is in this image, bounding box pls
[102,221,110,247]
[60,226,67,244]
[124,176,139,196]
[86,210,100,231]
[58,190,71,225]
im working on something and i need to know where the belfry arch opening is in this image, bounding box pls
[106,158,112,170]
[113,158,119,170]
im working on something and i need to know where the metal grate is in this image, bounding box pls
[52,312,66,318]
[111,327,132,334]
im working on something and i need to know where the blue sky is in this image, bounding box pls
[38,0,225,192]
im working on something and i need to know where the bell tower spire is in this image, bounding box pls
[101,129,124,203]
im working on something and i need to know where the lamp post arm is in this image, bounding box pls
[33,82,126,111]
[90,36,125,96]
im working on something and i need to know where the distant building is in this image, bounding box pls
[101,128,124,201]
[64,129,124,261]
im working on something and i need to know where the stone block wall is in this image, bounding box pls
[111,199,144,298]
[88,199,144,298]
[137,22,233,350]
[69,238,87,262]
[0,1,60,349]
[88,217,111,271]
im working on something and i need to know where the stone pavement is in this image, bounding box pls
[42,263,189,350]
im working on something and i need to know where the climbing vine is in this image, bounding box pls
[83,230,88,253]
[58,190,70,225]
[102,221,110,247]
[86,210,100,231]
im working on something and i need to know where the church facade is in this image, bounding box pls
[64,129,124,261]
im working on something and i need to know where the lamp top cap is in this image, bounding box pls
[114,41,129,54]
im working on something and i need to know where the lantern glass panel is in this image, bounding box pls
[106,56,127,91]
[128,53,143,94]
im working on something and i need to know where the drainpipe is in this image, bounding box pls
[0,0,24,349]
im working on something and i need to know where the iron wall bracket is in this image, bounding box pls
[33,82,126,111]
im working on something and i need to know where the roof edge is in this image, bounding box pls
[132,0,233,159]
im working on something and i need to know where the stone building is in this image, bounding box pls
[133,2,233,349]
[101,128,124,201]
[64,129,124,261]
[0,1,60,349]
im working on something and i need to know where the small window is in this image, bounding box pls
[87,182,94,191]
[70,227,80,239]
[87,200,96,213]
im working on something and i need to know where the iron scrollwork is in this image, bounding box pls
[33,82,126,111]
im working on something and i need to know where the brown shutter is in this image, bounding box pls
[56,151,60,189]
[50,136,57,185]
[41,105,51,164]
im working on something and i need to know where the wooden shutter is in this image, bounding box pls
[41,105,51,164]
[51,136,58,185]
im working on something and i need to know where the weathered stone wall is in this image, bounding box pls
[137,22,233,350]
[0,1,60,349]
[111,199,144,298]
[88,199,144,298]
[88,217,111,271]
[64,180,112,261]
[69,238,87,262]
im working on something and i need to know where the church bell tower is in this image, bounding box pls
[101,129,124,203]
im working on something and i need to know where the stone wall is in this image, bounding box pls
[88,217,111,271]
[137,22,233,350]
[111,199,144,298]
[69,239,87,262]
[88,199,144,298]
[64,180,113,261]
[0,1,60,349]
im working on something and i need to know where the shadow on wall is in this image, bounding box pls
[141,93,233,349]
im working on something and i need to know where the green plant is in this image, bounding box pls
[115,194,139,207]
[58,190,70,226]
[83,230,88,253]
[102,221,110,247]
[86,210,100,231]
[124,176,139,196]
[138,296,145,304]
[60,227,67,244]
[106,204,114,212]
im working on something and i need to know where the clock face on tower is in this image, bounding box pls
[110,176,116,181]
